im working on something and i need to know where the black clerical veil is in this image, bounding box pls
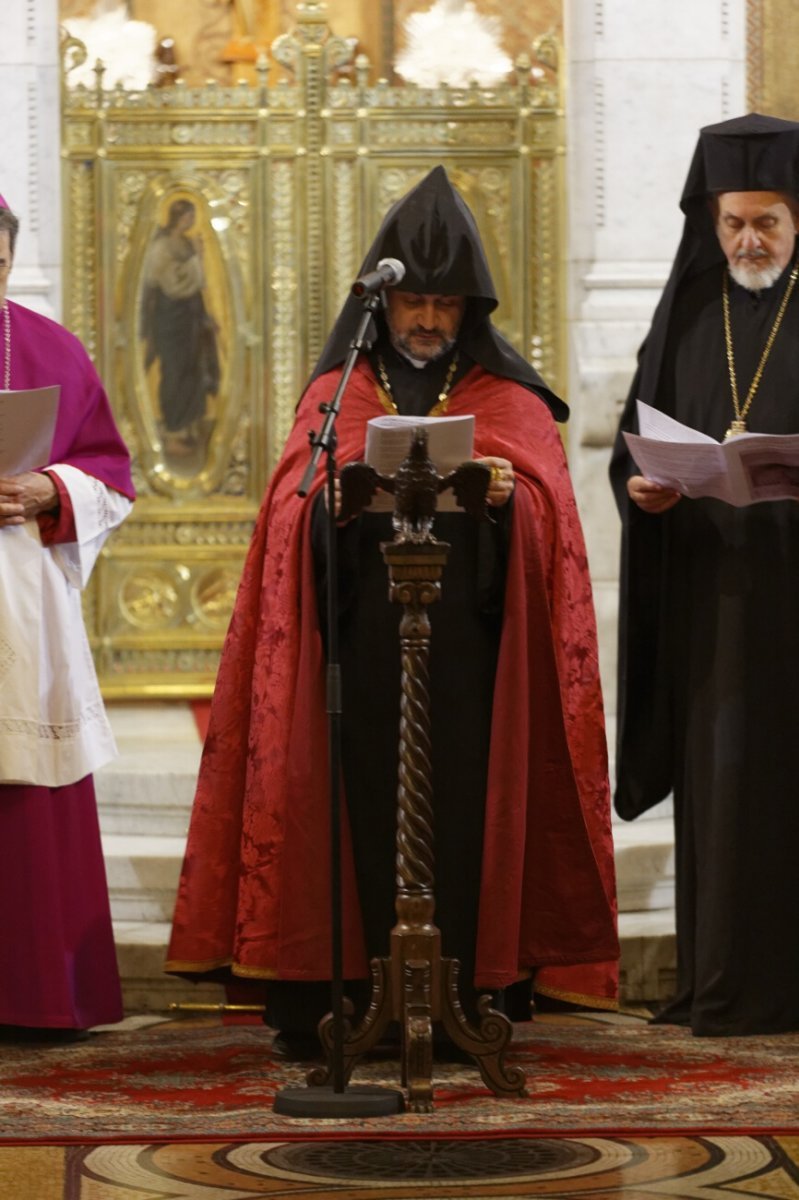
[305,165,566,421]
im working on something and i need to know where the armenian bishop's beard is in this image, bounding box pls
[390,326,457,363]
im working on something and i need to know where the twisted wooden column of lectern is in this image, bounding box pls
[310,534,526,1112]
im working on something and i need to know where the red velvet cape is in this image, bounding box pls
[167,362,618,1005]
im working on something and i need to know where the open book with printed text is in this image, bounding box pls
[363,413,475,512]
[623,401,799,506]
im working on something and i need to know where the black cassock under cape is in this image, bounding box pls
[612,258,799,1035]
[266,342,516,1034]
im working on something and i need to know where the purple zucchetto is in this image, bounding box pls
[0,195,8,209]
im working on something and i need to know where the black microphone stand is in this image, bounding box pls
[272,289,403,1117]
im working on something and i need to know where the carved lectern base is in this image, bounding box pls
[309,934,527,1113]
[312,460,527,1113]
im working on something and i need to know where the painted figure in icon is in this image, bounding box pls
[140,198,220,459]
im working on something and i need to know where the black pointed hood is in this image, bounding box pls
[372,164,496,302]
[306,165,566,420]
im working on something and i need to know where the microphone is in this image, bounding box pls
[351,257,406,297]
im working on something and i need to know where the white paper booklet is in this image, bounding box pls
[0,386,60,475]
[363,413,475,512]
[623,400,799,506]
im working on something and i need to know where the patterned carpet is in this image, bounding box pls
[4,1136,799,1197]
[1,1011,798,1143]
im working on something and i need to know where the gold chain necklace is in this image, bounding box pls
[722,261,799,439]
[376,351,459,417]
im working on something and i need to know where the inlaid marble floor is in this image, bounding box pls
[3,1134,799,1198]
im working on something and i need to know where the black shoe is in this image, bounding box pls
[649,1007,692,1027]
[270,1031,324,1062]
[0,1025,91,1044]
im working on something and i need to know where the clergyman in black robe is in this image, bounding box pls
[610,113,799,1036]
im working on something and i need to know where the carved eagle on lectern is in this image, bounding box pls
[338,426,491,542]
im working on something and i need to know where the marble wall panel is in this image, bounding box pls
[1,0,60,317]
[578,0,737,59]
[0,1,33,61]
[576,60,745,264]
[565,0,747,720]
[570,441,621,580]
[590,577,620,714]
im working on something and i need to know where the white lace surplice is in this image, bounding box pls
[0,464,132,786]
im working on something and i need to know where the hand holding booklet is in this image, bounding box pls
[363,413,475,512]
[0,386,59,476]
[623,400,799,506]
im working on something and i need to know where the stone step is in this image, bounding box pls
[103,833,186,922]
[96,703,203,837]
[612,816,674,911]
[114,909,677,1015]
[115,920,226,1014]
[617,908,676,1005]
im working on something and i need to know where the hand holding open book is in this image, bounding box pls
[363,413,475,512]
[623,401,799,506]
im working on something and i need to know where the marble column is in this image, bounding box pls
[564,0,747,721]
[0,0,62,318]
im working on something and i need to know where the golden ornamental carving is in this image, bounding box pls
[104,121,257,147]
[368,120,518,149]
[62,4,565,698]
[111,521,253,547]
[272,2,354,77]
[108,647,225,678]
[191,568,241,629]
[532,31,559,74]
[119,569,181,630]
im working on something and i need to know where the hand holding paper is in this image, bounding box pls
[0,386,59,475]
[624,401,799,506]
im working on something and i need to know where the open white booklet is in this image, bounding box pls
[0,386,59,475]
[363,413,475,512]
[623,400,799,506]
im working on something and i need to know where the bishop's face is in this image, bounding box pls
[385,290,466,362]
[715,190,799,290]
[0,230,13,306]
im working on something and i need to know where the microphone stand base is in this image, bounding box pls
[272,1083,404,1118]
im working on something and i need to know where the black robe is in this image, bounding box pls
[266,343,518,1035]
[612,259,799,1035]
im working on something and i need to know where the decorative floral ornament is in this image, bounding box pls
[63,5,157,90]
[394,0,512,88]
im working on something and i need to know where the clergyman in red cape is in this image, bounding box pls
[166,166,619,1056]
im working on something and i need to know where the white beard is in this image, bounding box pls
[729,258,783,291]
